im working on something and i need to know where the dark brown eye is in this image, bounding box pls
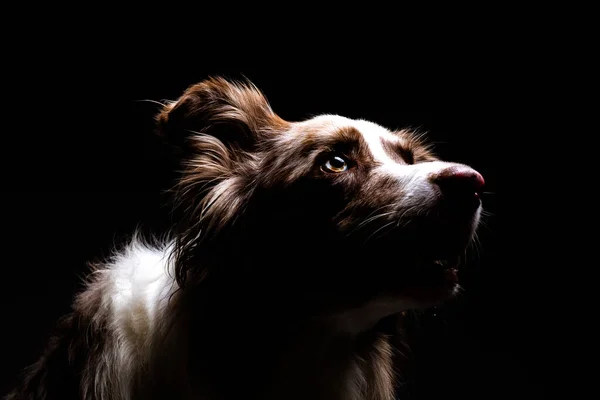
[321,155,349,173]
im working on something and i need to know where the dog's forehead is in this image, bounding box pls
[298,114,391,136]
[296,114,405,163]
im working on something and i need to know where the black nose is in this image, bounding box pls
[432,166,485,209]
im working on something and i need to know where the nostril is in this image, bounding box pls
[433,167,485,195]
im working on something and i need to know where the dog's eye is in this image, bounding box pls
[400,148,414,165]
[321,155,349,173]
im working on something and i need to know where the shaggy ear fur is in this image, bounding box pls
[155,77,289,289]
[156,76,286,152]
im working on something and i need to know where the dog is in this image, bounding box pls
[7,77,484,400]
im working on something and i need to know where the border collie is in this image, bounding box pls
[7,77,484,400]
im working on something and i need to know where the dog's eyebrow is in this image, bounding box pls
[334,126,364,145]
[380,138,413,164]
[308,126,364,148]
[330,127,373,159]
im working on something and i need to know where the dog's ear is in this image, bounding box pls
[156,77,287,152]
[157,78,289,289]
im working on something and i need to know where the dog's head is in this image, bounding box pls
[157,77,484,327]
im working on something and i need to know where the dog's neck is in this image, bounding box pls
[151,277,401,400]
[190,303,398,400]
[260,319,399,400]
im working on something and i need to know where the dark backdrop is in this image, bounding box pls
[2,58,554,399]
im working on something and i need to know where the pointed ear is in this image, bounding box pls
[155,77,288,152]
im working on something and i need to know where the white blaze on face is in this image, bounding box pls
[300,115,482,216]
[301,114,405,166]
[304,114,471,213]
[351,119,402,165]
[349,118,438,207]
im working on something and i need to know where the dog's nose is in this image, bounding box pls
[431,165,485,206]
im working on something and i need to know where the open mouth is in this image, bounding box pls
[416,258,461,286]
[398,257,460,290]
[390,257,463,305]
[434,259,459,283]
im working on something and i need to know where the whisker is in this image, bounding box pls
[346,206,399,237]
[395,205,420,228]
[470,232,482,262]
[134,99,169,107]
[364,221,397,243]
[362,204,397,220]
[356,211,397,229]
[480,210,494,218]
[479,220,491,233]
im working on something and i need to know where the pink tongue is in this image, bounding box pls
[444,268,458,282]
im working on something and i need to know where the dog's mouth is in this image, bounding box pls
[385,257,462,306]
[397,217,477,291]
[413,257,460,285]
[358,227,470,299]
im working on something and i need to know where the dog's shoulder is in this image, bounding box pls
[6,238,178,400]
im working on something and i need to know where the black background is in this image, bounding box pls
[1,49,561,399]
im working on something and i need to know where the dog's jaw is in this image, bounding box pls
[330,199,482,334]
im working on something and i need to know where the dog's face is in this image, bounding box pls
[157,78,484,325]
